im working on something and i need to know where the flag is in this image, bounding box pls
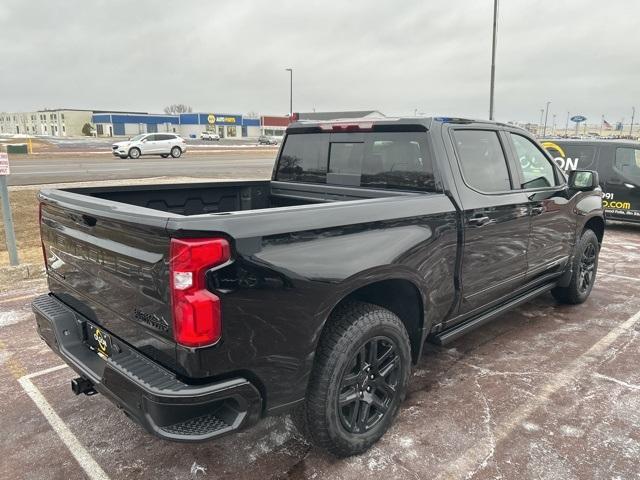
[603,118,612,130]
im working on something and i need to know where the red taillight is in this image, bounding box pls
[169,238,230,347]
[318,122,373,132]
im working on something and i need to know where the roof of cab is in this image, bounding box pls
[287,116,516,132]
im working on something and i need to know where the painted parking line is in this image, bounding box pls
[18,365,110,480]
[436,307,640,480]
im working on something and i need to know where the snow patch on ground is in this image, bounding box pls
[0,310,31,327]
[522,421,541,432]
[559,425,584,438]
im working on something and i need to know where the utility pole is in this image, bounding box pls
[552,113,556,136]
[285,68,293,117]
[542,101,551,137]
[630,106,636,138]
[565,111,570,137]
[488,0,499,120]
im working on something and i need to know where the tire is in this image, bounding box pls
[128,147,141,159]
[301,301,411,457]
[551,229,599,304]
[170,146,182,158]
[118,155,128,160]
[160,154,169,158]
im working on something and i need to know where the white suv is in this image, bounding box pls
[112,133,187,159]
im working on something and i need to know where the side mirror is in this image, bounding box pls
[568,169,599,191]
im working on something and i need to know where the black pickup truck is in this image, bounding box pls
[33,117,604,456]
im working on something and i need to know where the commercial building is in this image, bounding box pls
[0,109,96,136]
[92,113,179,137]
[261,115,292,137]
[177,113,260,138]
[91,112,262,139]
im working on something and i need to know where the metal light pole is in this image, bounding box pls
[539,109,544,136]
[542,101,551,137]
[630,106,636,138]
[565,111,570,137]
[285,68,293,117]
[488,0,499,120]
[552,113,556,136]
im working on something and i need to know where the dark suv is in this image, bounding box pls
[543,139,640,222]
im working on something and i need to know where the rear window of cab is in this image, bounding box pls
[275,132,438,192]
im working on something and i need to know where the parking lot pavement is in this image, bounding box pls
[1,225,639,480]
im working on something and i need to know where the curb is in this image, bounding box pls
[0,263,45,284]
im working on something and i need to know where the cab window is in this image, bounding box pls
[614,148,640,179]
[509,133,558,189]
[452,130,512,192]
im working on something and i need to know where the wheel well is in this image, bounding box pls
[327,279,424,363]
[584,216,604,245]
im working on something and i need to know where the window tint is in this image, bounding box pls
[510,133,557,188]
[276,133,329,183]
[156,134,175,141]
[145,134,157,141]
[615,148,640,179]
[453,130,511,192]
[276,132,436,191]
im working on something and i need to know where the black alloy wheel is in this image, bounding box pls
[338,336,400,434]
[578,242,597,294]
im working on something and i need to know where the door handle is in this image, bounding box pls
[468,215,491,226]
[531,206,544,215]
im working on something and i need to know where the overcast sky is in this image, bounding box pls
[1,0,639,124]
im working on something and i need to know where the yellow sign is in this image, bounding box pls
[207,114,216,124]
[541,141,566,158]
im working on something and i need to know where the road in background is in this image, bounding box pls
[6,152,276,185]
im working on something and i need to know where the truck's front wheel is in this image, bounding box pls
[551,228,599,304]
[300,301,411,457]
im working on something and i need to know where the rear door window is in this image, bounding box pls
[452,130,512,192]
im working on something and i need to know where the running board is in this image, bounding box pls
[431,283,556,345]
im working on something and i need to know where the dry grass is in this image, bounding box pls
[0,188,42,266]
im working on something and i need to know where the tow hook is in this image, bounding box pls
[71,377,97,396]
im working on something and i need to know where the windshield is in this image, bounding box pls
[129,134,146,141]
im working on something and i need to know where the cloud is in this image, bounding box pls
[0,0,638,124]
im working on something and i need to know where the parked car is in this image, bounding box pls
[258,134,278,145]
[201,131,220,141]
[34,117,603,457]
[542,139,640,223]
[112,133,187,159]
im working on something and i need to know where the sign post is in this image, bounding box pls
[0,150,19,266]
[570,115,587,136]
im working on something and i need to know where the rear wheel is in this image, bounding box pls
[552,229,599,304]
[300,301,411,457]
[170,146,182,158]
[128,147,141,159]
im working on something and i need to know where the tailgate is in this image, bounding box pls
[39,190,178,369]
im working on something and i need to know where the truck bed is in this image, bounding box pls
[64,180,411,216]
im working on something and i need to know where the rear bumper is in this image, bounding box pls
[32,294,262,442]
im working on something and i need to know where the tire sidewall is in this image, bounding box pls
[569,229,599,302]
[316,312,411,454]
[128,147,140,159]
[171,146,182,158]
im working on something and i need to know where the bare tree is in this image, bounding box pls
[163,104,193,115]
